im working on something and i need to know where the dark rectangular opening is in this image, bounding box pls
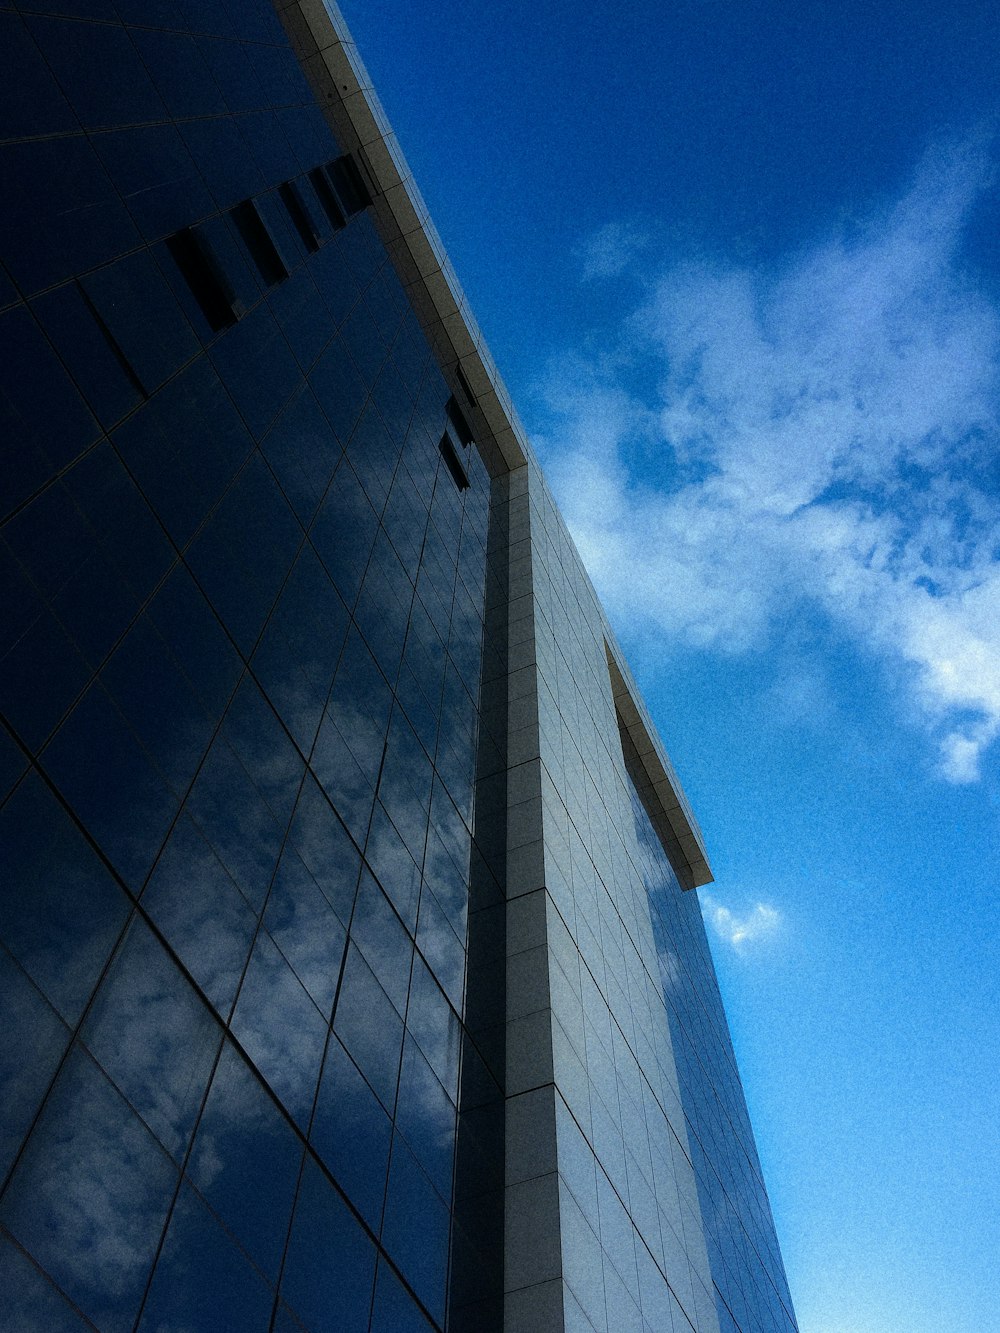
[279,180,321,253]
[455,363,477,412]
[439,431,470,490]
[230,199,288,287]
[447,393,474,447]
[327,154,373,215]
[309,167,346,231]
[165,227,243,332]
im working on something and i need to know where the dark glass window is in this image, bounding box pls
[350,870,414,1016]
[259,385,341,524]
[0,946,71,1180]
[0,773,129,1025]
[24,14,165,129]
[381,1134,451,1325]
[130,27,227,120]
[286,774,361,925]
[364,802,422,935]
[94,122,214,248]
[309,333,368,447]
[0,1233,93,1332]
[81,916,221,1160]
[0,724,26,807]
[371,1259,436,1333]
[208,301,301,441]
[0,135,140,297]
[0,304,99,514]
[187,1041,303,1282]
[333,944,403,1113]
[394,1036,457,1201]
[268,264,329,373]
[0,13,76,139]
[42,681,179,890]
[263,844,348,1016]
[180,115,264,212]
[0,581,92,750]
[146,563,243,720]
[142,814,257,1019]
[231,930,328,1128]
[311,1033,392,1230]
[137,1183,274,1332]
[219,677,304,830]
[31,280,144,432]
[183,737,284,913]
[101,615,216,796]
[0,1045,177,1332]
[279,1155,377,1331]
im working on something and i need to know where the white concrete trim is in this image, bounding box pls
[605,643,713,889]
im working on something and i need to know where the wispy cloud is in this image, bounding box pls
[576,219,650,281]
[537,132,1000,782]
[702,895,782,952]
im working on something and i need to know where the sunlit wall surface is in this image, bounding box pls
[624,747,798,1333]
[0,2,501,1327]
[504,461,720,1332]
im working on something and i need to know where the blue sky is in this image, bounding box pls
[339,1,1000,1328]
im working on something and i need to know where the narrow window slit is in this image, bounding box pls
[166,227,243,332]
[446,394,474,447]
[230,199,288,287]
[327,154,373,214]
[454,364,477,414]
[280,181,321,253]
[309,167,346,231]
[439,431,470,490]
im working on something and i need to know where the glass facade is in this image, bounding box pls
[0,3,502,1327]
[0,0,797,1330]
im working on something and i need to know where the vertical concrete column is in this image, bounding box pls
[503,465,565,1331]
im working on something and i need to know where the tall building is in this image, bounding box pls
[0,2,798,1331]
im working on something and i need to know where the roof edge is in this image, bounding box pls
[606,642,713,890]
[276,0,528,478]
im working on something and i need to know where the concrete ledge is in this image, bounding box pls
[605,642,713,890]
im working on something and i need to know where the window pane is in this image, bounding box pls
[332,944,402,1114]
[0,1234,92,1332]
[0,946,71,1179]
[187,1042,302,1282]
[370,1259,435,1333]
[0,773,129,1024]
[138,1183,274,1333]
[0,1046,177,1333]
[381,1135,450,1328]
[81,916,221,1160]
[142,814,257,1019]
[310,1033,391,1231]
[279,1156,376,1333]
[263,845,347,1017]
[231,931,328,1129]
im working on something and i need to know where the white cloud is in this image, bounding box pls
[536,133,1000,782]
[702,894,782,952]
[577,219,649,280]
